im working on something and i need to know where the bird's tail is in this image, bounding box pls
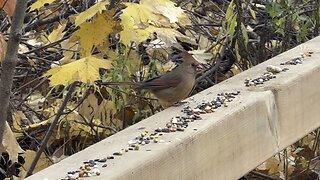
[97,81,142,89]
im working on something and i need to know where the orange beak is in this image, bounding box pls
[195,64,205,73]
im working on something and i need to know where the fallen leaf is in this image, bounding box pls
[22,150,53,174]
[43,56,112,86]
[0,0,16,16]
[29,0,55,11]
[0,122,24,162]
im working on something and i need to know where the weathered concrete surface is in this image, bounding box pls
[27,36,320,180]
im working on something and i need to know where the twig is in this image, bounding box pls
[16,78,47,107]
[250,171,282,180]
[22,35,70,55]
[26,82,77,177]
[76,114,118,133]
[62,86,91,114]
[24,10,74,32]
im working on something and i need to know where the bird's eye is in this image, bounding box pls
[191,63,196,67]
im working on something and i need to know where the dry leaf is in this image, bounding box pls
[78,94,118,125]
[0,0,16,16]
[0,122,24,162]
[29,0,55,11]
[22,150,53,175]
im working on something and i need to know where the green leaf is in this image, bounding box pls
[248,6,256,20]
[241,23,249,47]
[267,3,283,18]
[225,0,235,21]
[228,14,237,38]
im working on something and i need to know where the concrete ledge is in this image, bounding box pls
[27,36,320,180]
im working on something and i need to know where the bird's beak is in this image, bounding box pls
[195,64,205,73]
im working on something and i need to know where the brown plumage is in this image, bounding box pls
[100,52,203,107]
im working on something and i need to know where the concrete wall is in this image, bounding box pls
[27,36,320,180]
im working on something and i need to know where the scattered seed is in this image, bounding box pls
[170,127,177,132]
[282,67,289,71]
[113,151,123,156]
[171,117,178,124]
[67,171,75,175]
[266,65,282,73]
[79,171,85,177]
[67,173,73,179]
[162,127,170,133]
[107,155,114,159]
[93,168,100,176]
[281,57,303,65]
[224,102,228,107]
[155,127,162,132]
[85,165,91,171]
[98,158,107,162]
[128,139,138,145]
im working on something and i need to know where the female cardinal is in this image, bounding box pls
[100,51,204,107]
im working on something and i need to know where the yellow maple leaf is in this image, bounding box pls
[121,2,170,28]
[120,24,194,49]
[75,0,110,26]
[59,38,78,65]
[43,22,66,45]
[43,56,112,86]
[30,0,55,11]
[155,28,196,47]
[119,1,192,46]
[140,0,191,25]
[73,10,122,56]
[120,25,154,47]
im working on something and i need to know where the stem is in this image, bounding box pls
[0,0,28,144]
[26,83,77,177]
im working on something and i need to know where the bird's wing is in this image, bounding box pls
[141,73,181,91]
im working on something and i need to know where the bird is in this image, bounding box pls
[99,51,204,107]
